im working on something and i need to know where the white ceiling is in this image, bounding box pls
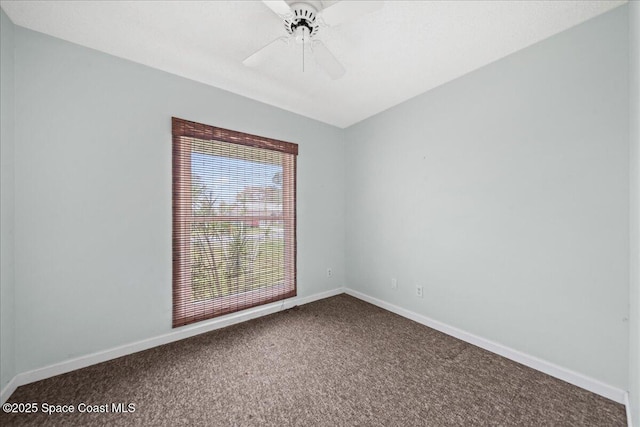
[0,0,627,128]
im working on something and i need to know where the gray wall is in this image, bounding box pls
[0,8,16,391]
[629,0,639,422]
[12,26,345,374]
[345,6,629,389]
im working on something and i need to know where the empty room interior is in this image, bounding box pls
[0,0,639,425]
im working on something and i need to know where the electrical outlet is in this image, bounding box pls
[391,278,397,289]
[416,285,423,298]
[327,268,333,278]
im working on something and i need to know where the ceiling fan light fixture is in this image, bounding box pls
[294,26,312,44]
[284,3,319,39]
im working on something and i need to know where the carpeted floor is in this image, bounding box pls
[1,294,627,426]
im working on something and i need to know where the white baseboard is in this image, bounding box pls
[0,287,345,404]
[625,392,634,427]
[344,288,628,405]
[0,376,18,407]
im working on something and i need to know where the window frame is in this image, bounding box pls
[172,117,298,328]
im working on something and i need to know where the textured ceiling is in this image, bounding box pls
[0,0,627,128]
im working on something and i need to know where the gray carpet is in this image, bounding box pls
[1,294,627,426]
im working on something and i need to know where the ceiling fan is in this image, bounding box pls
[243,0,383,80]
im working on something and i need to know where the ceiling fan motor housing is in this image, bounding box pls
[284,2,319,41]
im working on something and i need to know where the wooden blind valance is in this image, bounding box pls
[172,117,298,155]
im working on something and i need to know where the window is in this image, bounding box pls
[172,117,297,327]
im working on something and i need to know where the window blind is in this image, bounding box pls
[172,117,298,327]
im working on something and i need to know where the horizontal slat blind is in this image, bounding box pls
[172,117,297,327]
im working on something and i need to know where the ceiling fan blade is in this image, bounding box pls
[243,37,288,67]
[321,1,383,26]
[262,0,292,17]
[312,41,346,80]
